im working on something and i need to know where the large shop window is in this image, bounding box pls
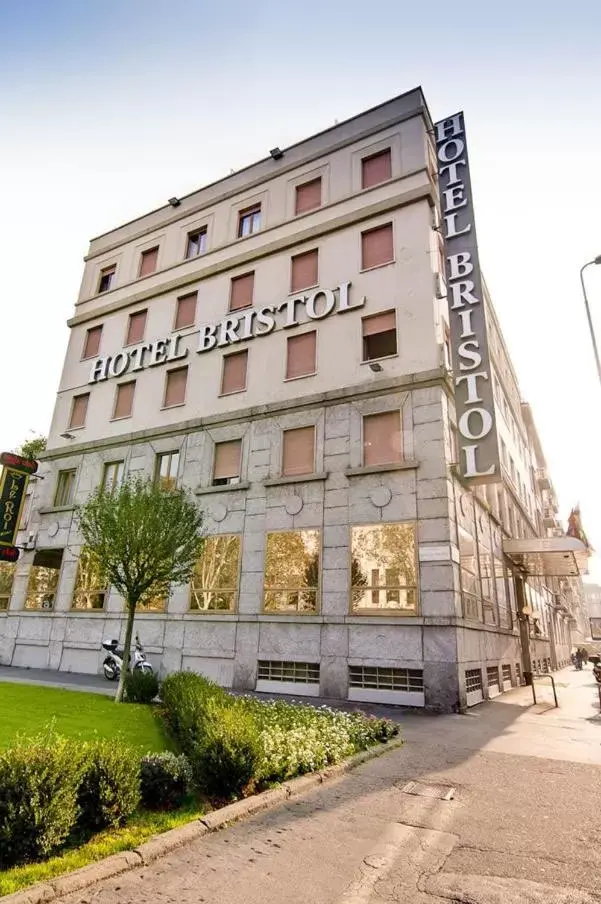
[0,562,15,610]
[190,535,241,612]
[458,526,481,620]
[71,547,108,610]
[264,529,320,613]
[25,549,63,610]
[138,591,167,611]
[350,523,417,614]
[155,451,180,491]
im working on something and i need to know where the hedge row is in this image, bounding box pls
[161,672,399,799]
[0,737,191,869]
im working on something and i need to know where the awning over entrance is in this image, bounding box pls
[502,537,589,577]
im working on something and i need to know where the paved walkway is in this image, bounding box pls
[46,666,601,904]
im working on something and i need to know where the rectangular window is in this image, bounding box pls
[185,228,207,259]
[459,526,481,620]
[138,246,159,277]
[174,292,197,330]
[0,562,16,610]
[264,529,320,613]
[82,325,103,360]
[126,309,147,345]
[363,411,401,466]
[155,451,180,491]
[286,331,316,379]
[97,265,115,294]
[102,461,124,494]
[69,393,89,429]
[351,523,417,613]
[138,590,167,611]
[229,272,254,311]
[25,549,63,610]
[361,223,394,270]
[238,204,261,238]
[290,249,318,292]
[54,470,76,507]
[71,546,108,610]
[282,426,315,477]
[163,366,188,408]
[112,381,135,419]
[361,148,392,189]
[349,666,423,692]
[212,440,241,486]
[258,660,320,684]
[190,535,241,612]
[221,350,248,395]
[362,311,397,361]
[295,178,322,215]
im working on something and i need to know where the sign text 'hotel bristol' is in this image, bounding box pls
[435,112,500,485]
[88,282,365,384]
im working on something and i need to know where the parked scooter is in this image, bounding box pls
[102,634,154,681]
[593,662,601,685]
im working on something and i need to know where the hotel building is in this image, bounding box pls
[0,88,588,711]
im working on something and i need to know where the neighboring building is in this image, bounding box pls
[583,582,601,639]
[0,88,589,710]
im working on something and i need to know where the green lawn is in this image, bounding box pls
[0,804,204,896]
[0,682,171,754]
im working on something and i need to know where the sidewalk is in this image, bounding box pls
[50,665,601,904]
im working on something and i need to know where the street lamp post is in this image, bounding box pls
[580,255,601,388]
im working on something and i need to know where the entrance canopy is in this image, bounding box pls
[502,537,589,577]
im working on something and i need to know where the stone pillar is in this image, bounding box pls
[515,576,533,685]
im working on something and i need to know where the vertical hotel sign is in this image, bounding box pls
[0,452,38,562]
[435,113,500,484]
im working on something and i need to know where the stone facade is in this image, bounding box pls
[0,87,581,712]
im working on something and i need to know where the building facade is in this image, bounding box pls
[0,88,587,711]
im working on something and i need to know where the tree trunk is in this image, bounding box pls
[115,600,137,703]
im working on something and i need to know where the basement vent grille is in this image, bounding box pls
[349,666,424,693]
[465,669,483,693]
[257,660,320,684]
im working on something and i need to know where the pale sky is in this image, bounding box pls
[1,0,600,576]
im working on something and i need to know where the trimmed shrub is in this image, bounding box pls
[77,740,140,831]
[125,669,160,704]
[190,702,262,799]
[160,671,229,753]
[0,734,84,868]
[140,752,192,810]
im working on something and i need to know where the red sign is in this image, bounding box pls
[0,545,19,562]
[0,452,38,475]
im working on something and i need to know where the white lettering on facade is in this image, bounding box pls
[88,282,362,383]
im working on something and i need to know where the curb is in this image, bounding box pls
[2,736,403,903]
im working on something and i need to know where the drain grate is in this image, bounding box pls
[400,780,455,800]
